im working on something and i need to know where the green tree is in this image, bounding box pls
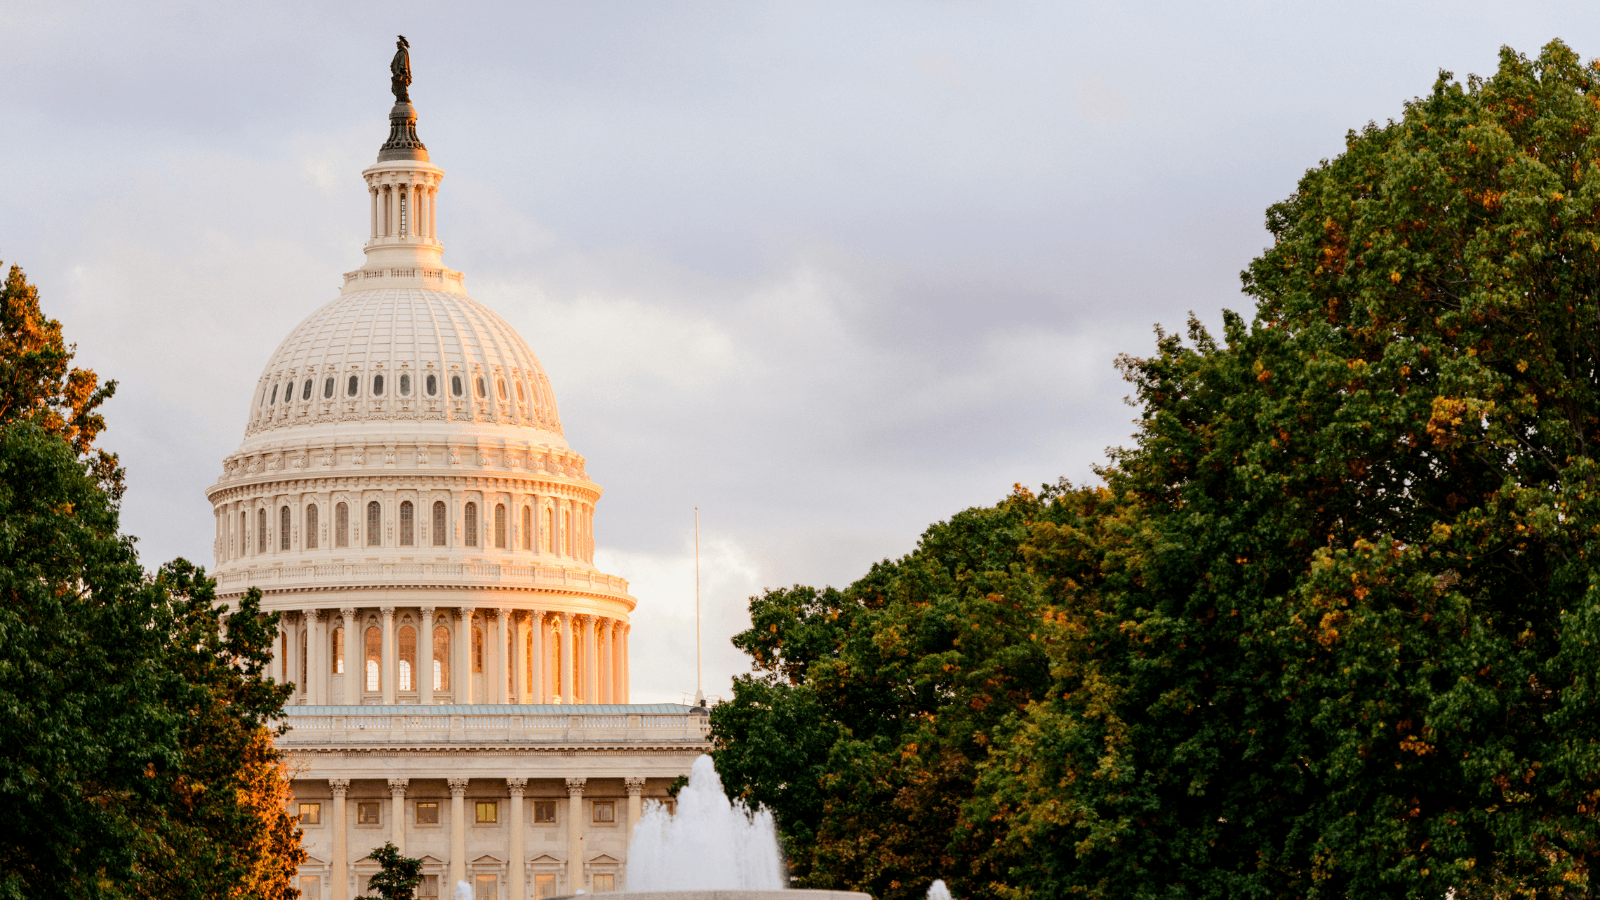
[358,842,423,900]
[0,263,301,899]
[973,39,1600,900]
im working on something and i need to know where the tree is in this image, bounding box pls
[972,39,1600,900]
[358,842,423,900]
[0,262,300,899]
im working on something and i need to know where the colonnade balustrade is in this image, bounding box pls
[316,775,646,900]
[271,605,629,705]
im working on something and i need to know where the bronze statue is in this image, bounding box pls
[390,35,412,103]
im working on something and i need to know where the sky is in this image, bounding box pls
[2,1,1595,703]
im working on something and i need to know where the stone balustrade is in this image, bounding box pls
[277,706,710,746]
[216,560,631,598]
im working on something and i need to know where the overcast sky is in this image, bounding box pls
[2,1,1593,702]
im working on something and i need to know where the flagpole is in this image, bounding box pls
[694,507,704,707]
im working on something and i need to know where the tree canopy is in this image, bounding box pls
[712,40,1600,900]
[0,262,300,899]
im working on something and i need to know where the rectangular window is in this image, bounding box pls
[280,506,291,550]
[298,802,321,825]
[367,501,382,547]
[415,801,439,824]
[465,502,478,547]
[419,875,439,899]
[358,801,381,825]
[306,503,318,549]
[475,800,498,823]
[300,875,323,900]
[592,800,615,823]
[433,500,446,546]
[401,500,415,546]
[593,874,615,893]
[336,502,349,547]
[534,875,558,899]
[475,874,497,900]
[533,800,557,823]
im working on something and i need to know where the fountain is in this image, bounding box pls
[598,754,871,900]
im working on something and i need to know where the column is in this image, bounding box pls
[584,616,600,705]
[429,185,437,239]
[305,609,324,705]
[448,777,469,890]
[389,778,408,854]
[624,777,646,848]
[559,613,574,704]
[531,611,546,704]
[512,611,528,704]
[270,618,286,685]
[611,624,625,706]
[342,608,360,703]
[597,620,611,704]
[456,607,473,704]
[489,609,505,705]
[381,607,396,705]
[565,777,586,893]
[330,778,350,900]
[419,606,435,706]
[622,625,630,703]
[369,186,378,239]
[507,778,528,900]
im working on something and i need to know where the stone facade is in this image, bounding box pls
[210,79,706,900]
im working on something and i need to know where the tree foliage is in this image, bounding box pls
[358,842,423,900]
[714,41,1600,900]
[0,263,301,899]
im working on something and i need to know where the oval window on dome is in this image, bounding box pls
[282,382,293,403]
[373,374,385,396]
[426,374,438,396]
[324,377,335,399]
[451,375,463,397]
[515,381,525,403]
[399,373,411,396]
[347,375,359,397]
[270,384,279,405]
[476,377,486,398]
[496,378,506,400]
[302,379,312,401]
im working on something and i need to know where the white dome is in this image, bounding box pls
[240,287,564,452]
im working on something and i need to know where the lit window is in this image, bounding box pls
[534,800,557,823]
[400,373,411,396]
[399,624,416,692]
[426,373,438,396]
[592,801,615,823]
[365,626,381,692]
[323,377,334,399]
[279,506,291,551]
[535,875,558,899]
[472,626,483,674]
[494,504,507,549]
[333,627,344,674]
[302,379,312,401]
[299,802,321,825]
[335,502,349,548]
[357,802,381,825]
[464,502,478,547]
[432,501,447,546]
[415,801,439,825]
[306,504,318,549]
[451,375,463,397]
[373,374,385,396]
[476,801,498,823]
[367,501,381,547]
[433,625,450,691]
[347,375,358,397]
[400,501,414,546]
[593,874,615,893]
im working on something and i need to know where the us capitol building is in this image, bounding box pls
[206,41,708,900]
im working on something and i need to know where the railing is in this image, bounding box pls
[215,561,631,598]
[275,712,710,745]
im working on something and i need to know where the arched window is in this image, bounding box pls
[494,504,507,549]
[399,373,411,396]
[332,627,344,674]
[521,506,532,551]
[433,624,451,692]
[279,506,291,551]
[426,373,438,396]
[366,501,381,547]
[335,502,349,548]
[323,377,335,399]
[472,625,484,674]
[542,507,553,554]
[239,511,246,556]
[305,503,319,549]
[365,626,381,692]
[476,376,486,398]
[398,625,416,692]
[257,508,267,553]
[302,379,312,401]
[451,375,463,397]
[373,374,385,396]
[464,502,478,548]
[347,374,359,397]
[400,501,414,546]
[432,501,446,546]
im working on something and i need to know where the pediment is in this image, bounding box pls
[301,853,328,867]
[589,854,621,863]
[472,854,504,864]
[530,854,562,864]
[417,854,446,865]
